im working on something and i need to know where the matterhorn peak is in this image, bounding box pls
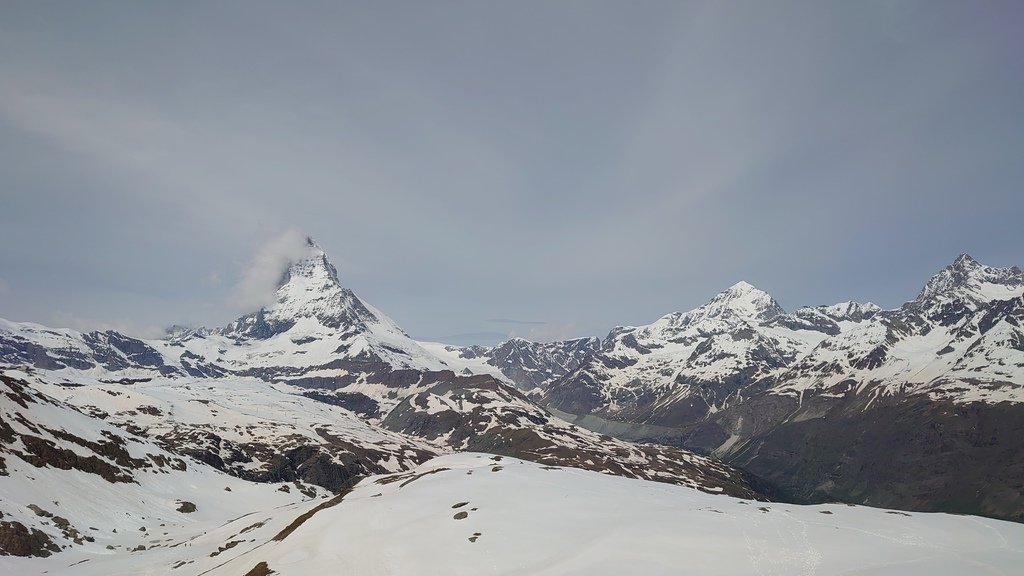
[223,238,384,339]
[277,236,342,289]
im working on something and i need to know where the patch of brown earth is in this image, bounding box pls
[272,489,351,542]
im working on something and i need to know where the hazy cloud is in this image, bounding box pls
[487,319,547,326]
[230,229,311,313]
[49,310,167,340]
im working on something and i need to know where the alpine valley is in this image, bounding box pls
[2,240,1022,574]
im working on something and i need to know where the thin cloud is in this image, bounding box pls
[229,229,311,313]
[486,318,547,326]
[48,310,166,339]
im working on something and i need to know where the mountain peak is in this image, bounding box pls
[224,240,384,339]
[277,237,341,289]
[727,280,757,292]
[673,281,784,325]
[914,254,1024,306]
[949,253,981,272]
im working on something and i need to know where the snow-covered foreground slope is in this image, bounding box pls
[11,453,1019,576]
[199,455,1024,576]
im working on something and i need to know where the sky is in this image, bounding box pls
[1,1,1022,345]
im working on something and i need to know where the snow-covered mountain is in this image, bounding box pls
[539,281,876,428]
[520,254,1024,521]
[3,244,1024,571]
[769,254,1024,403]
[0,239,448,414]
[540,255,1023,425]
[0,239,762,510]
[421,336,600,394]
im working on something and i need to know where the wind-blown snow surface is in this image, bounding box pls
[10,454,1018,576]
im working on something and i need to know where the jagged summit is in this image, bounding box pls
[813,301,882,322]
[224,239,391,339]
[277,237,343,288]
[914,253,1024,307]
[953,253,977,266]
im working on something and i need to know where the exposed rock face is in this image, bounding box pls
[380,371,761,499]
[0,520,61,557]
[480,337,600,392]
[0,327,175,374]
[0,372,185,485]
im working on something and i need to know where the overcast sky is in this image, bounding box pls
[1,1,1022,345]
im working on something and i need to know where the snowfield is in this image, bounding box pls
[212,454,1024,576]
[5,454,1020,575]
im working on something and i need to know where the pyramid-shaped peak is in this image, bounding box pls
[950,253,980,269]
[725,280,759,293]
[220,236,390,339]
[278,237,341,289]
[694,280,785,322]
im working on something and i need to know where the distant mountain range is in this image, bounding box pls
[438,253,1024,521]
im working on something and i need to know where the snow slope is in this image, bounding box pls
[8,453,1019,575]
[0,368,325,566]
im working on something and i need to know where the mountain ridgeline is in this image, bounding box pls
[468,254,1024,521]
[2,242,1022,532]
[0,239,761,560]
